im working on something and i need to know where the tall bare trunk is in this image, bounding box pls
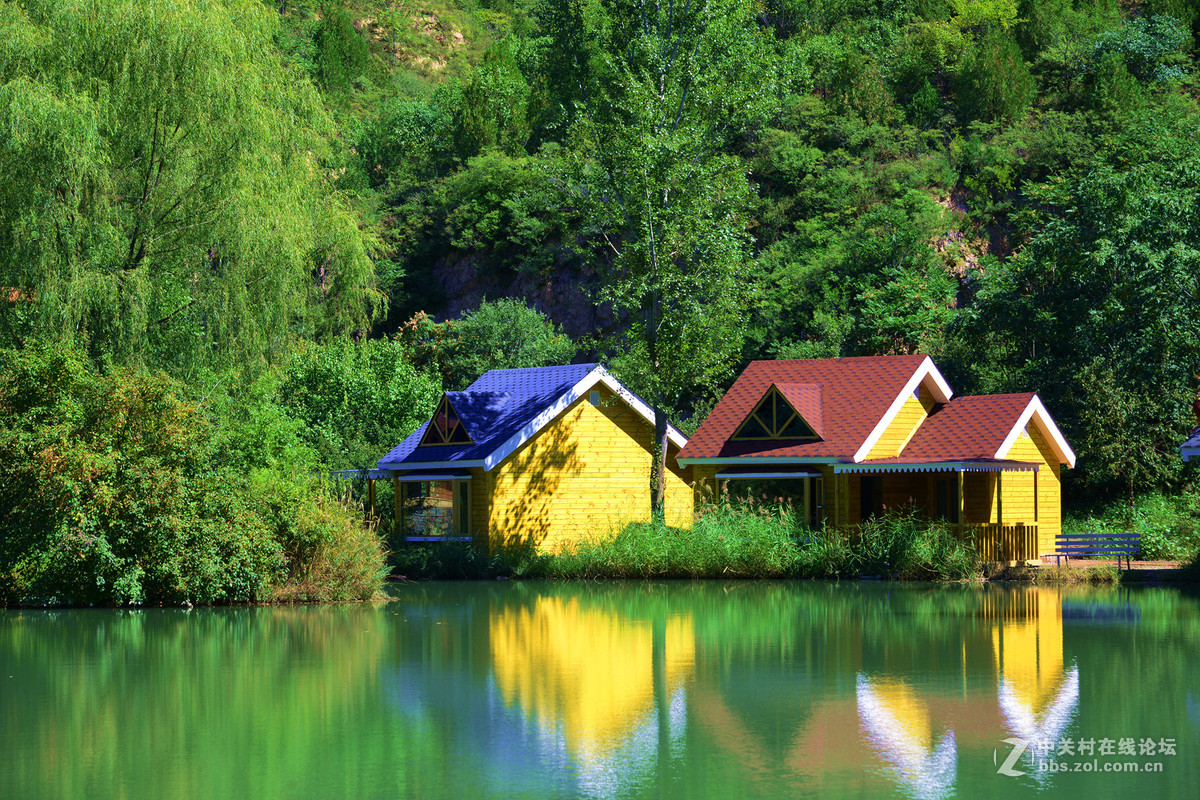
[653,404,667,523]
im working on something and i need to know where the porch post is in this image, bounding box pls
[368,478,376,518]
[956,471,964,526]
[803,478,811,527]
[1033,470,1039,522]
[997,471,1003,525]
[394,475,401,526]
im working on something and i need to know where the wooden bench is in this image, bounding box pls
[1051,532,1141,570]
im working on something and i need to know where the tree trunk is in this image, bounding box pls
[652,403,667,523]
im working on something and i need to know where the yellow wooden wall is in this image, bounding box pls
[865,385,935,459]
[486,386,693,553]
[1000,424,1061,556]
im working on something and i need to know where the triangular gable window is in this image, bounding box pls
[731,386,819,441]
[420,396,473,446]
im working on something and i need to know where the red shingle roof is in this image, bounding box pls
[892,393,1036,462]
[679,355,930,460]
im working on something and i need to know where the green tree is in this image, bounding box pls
[955,110,1200,497]
[956,27,1035,122]
[313,4,370,94]
[542,0,775,517]
[277,337,442,468]
[0,0,381,375]
[399,299,577,389]
[444,298,576,388]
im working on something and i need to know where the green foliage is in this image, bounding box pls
[547,0,776,509]
[542,503,810,579]
[1089,14,1190,83]
[0,348,281,605]
[0,0,381,374]
[453,37,534,158]
[956,27,1035,122]
[957,109,1200,497]
[0,346,390,606]
[357,96,455,188]
[400,298,576,389]
[854,507,982,579]
[1064,494,1200,562]
[276,337,442,468]
[314,4,370,93]
[442,150,568,263]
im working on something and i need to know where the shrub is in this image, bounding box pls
[956,29,1035,123]
[544,503,808,579]
[0,347,389,606]
[1064,493,1200,562]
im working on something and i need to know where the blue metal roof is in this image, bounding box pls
[377,363,601,469]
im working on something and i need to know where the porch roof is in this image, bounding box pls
[833,458,1040,474]
[715,466,823,479]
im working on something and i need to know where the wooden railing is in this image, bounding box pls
[952,522,1039,563]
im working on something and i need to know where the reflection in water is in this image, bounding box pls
[856,676,957,800]
[991,588,1079,775]
[5,582,1195,800]
[852,587,1082,798]
[489,595,693,796]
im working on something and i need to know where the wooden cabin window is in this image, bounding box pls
[420,396,473,446]
[731,387,818,441]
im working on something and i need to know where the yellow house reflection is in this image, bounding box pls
[490,596,694,766]
[991,587,1079,748]
[856,676,957,800]
[853,587,1077,799]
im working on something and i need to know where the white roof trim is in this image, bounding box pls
[677,456,835,466]
[480,366,688,472]
[994,395,1076,468]
[1183,446,1200,462]
[852,357,954,463]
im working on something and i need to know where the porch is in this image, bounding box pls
[701,460,1046,564]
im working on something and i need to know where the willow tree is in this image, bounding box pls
[540,0,775,518]
[0,0,381,374]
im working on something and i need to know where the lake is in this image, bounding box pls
[2,581,1197,799]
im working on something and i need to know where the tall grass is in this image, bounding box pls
[271,493,391,602]
[1064,493,1200,562]
[544,503,808,579]
[389,504,984,582]
[854,509,982,581]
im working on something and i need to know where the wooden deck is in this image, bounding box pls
[952,522,1039,564]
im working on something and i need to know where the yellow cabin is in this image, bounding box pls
[373,364,692,553]
[677,356,1076,563]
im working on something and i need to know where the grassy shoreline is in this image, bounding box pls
[391,505,1200,585]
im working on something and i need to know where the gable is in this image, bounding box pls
[378,364,688,471]
[678,355,937,463]
[419,395,474,446]
[732,384,821,441]
[994,396,1076,467]
[864,384,936,460]
[852,358,953,462]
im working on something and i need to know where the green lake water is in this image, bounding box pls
[2,581,1198,800]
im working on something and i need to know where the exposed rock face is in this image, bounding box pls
[433,251,615,341]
